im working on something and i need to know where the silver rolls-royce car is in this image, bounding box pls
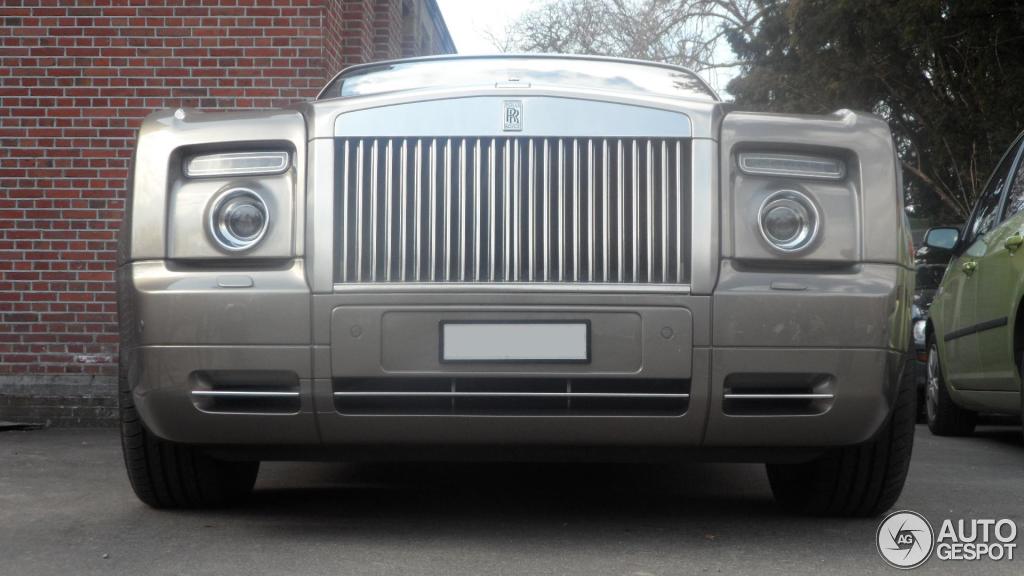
[118,55,915,516]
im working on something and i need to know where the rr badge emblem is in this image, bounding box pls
[502,100,523,131]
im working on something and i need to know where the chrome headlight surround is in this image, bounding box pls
[757,189,820,253]
[207,187,270,252]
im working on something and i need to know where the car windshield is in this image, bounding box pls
[318,56,718,101]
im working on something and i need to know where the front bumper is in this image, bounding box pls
[121,259,909,455]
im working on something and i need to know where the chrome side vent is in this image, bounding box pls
[722,374,834,416]
[333,377,690,416]
[334,137,691,285]
[189,370,300,415]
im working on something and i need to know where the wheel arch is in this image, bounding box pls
[924,316,947,383]
[1013,294,1024,379]
[925,317,939,359]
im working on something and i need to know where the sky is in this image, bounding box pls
[434,0,739,98]
[435,0,536,55]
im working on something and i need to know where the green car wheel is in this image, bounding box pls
[925,340,977,436]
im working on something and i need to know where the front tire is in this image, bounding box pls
[118,224,258,509]
[925,340,976,436]
[766,357,916,517]
[119,386,259,509]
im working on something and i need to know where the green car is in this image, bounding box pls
[925,131,1024,436]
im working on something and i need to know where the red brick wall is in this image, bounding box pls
[373,0,401,60]
[0,0,451,391]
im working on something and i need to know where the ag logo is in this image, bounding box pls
[877,510,935,569]
[502,100,522,131]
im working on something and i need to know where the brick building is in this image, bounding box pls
[0,0,454,425]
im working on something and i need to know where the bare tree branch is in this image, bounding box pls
[499,0,765,75]
[902,160,969,218]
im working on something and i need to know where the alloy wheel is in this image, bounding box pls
[926,344,940,424]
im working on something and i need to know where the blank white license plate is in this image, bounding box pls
[441,322,590,362]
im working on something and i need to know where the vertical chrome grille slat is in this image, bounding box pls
[543,139,550,282]
[661,140,669,283]
[631,140,639,282]
[488,138,497,282]
[414,140,423,280]
[429,138,437,282]
[528,140,536,282]
[558,139,565,282]
[341,140,350,283]
[572,138,580,282]
[646,139,654,283]
[473,138,482,281]
[370,140,379,281]
[676,141,684,284]
[336,137,689,285]
[444,138,452,282]
[617,139,624,283]
[355,139,364,281]
[512,140,520,280]
[513,139,522,282]
[384,139,393,282]
[503,141,512,281]
[459,138,467,282]
[663,139,671,282]
[587,139,595,282]
[400,140,408,281]
[601,139,609,282]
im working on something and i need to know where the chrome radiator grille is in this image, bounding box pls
[334,137,690,284]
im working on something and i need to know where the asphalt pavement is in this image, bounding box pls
[2,424,1023,575]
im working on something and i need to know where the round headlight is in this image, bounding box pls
[208,188,269,252]
[758,190,819,252]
